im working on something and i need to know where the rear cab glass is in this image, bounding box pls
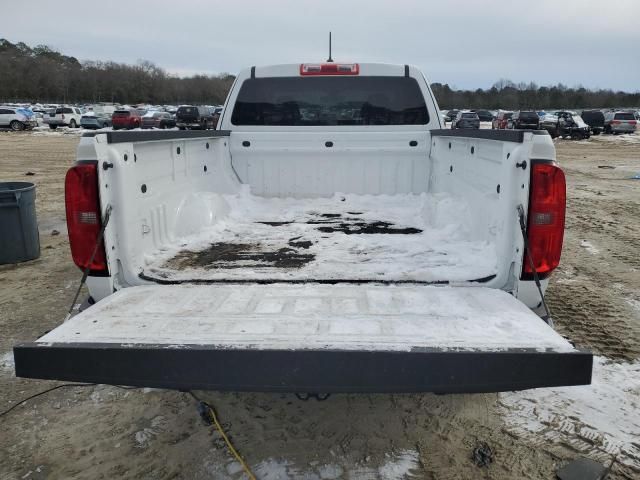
[231,76,429,126]
[582,111,604,123]
[519,111,538,120]
[615,112,635,120]
[178,107,198,115]
[56,107,73,114]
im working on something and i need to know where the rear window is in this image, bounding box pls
[615,112,635,120]
[113,111,131,117]
[519,111,538,120]
[582,111,604,118]
[178,106,197,115]
[56,107,73,114]
[503,112,513,119]
[462,113,478,119]
[231,76,429,126]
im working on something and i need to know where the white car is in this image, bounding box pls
[0,106,38,130]
[43,106,83,129]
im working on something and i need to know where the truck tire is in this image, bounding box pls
[10,120,24,131]
[49,124,58,130]
[69,119,77,128]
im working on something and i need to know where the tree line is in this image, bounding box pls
[432,79,639,110]
[1,38,638,109]
[0,39,234,105]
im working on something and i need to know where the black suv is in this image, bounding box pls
[580,110,605,135]
[509,111,540,129]
[176,106,214,130]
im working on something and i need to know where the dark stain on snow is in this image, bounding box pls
[166,242,315,270]
[317,221,422,235]
[257,212,422,235]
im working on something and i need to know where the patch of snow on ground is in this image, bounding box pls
[0,351,15,374]
[252,449,420,479]
[625,298,640,313]
[580,240,600,254]
[500,356,640,468]
[591,132,640,145]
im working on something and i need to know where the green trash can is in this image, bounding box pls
[0,182,40,264]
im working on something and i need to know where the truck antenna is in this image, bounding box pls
[327,32,333,63]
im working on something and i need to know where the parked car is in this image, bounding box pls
[451,111,480,129]
[492,110,512,129]
[111,109,143,130]
[176,105,214,130]
[604,111,637,134]
[508,111,540,130]
[43,106,83,129]
[81,105,116,129]
[0,106,38,130]
[580,110,605,135]
[141,111,176,129]
[212,107,223,129]
[17,62,592,395]
[540,111,590,139]
[445,109,459,123]
[473,110,494,122]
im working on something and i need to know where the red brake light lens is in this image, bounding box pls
[65,162,108,274]
[522,162,566,280]
[300,63,359,76]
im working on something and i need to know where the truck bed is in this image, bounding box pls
[142,190,498,284]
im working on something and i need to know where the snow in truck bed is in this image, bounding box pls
[142,190,498,283]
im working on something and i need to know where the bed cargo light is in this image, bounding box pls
[522,162,566,280]
[300,63,359,75]
[65,162,108,274]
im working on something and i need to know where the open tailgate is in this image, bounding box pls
[14,284,592,393]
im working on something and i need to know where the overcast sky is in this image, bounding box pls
[4,0,639,91]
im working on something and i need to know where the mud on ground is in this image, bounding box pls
[0,131,638,479]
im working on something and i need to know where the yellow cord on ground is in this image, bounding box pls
[204,402,257,480]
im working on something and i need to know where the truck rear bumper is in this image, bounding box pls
[13,343,592,393]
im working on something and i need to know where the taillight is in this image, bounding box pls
[611,120,621,125]
[300,63,359,75]
[522,162,566,280]
[61,114,65,120]
[65,162,108,274]
[629,120,637,126]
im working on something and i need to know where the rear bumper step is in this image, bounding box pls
[14,343,592,393]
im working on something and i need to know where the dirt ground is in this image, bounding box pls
[0,129,639,479]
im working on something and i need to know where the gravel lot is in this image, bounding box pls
[1,129,639,479]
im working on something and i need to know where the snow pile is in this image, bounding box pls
[0,351,15,374]
[249,449,420,479]
[592,133,640,145]
[144,189,497,283]
[500,356,640,468]
[580,240,600,255]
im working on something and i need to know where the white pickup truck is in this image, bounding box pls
[15,63,592,393]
